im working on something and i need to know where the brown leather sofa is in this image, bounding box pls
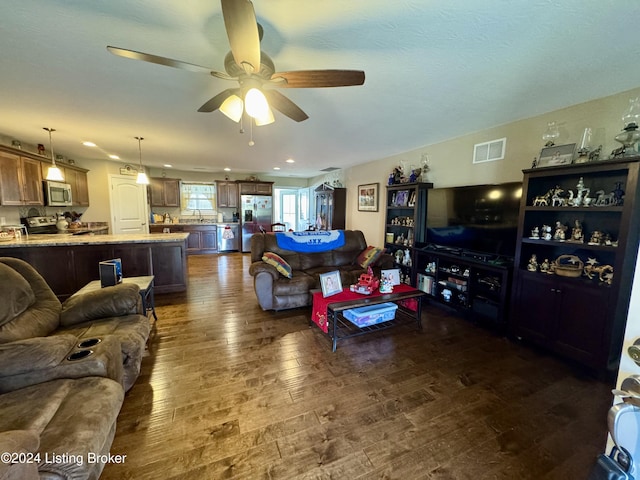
[249,230,393,311]
[0,257,151,479]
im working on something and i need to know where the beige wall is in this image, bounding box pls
[342,86,640,246]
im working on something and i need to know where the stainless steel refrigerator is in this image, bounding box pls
[240,195,272,252]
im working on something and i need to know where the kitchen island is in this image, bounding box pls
[0,232,189,299]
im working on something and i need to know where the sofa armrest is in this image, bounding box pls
[0,334,124,393]
[0,431,40,480]
[376,253,394,269]
[248,261,279,280]
[60,283,140,327]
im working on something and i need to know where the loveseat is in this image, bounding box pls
[0,257,152,479]
[249,230,393,311]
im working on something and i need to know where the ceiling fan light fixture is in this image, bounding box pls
[220,94,244,123]
[135,136,149,185]
[43,127,65,182]
[244,88,269,120]
[254,106,275,126]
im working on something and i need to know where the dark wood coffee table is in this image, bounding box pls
[314,286,426,351]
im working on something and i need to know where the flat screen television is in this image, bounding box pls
[425,182,523,259]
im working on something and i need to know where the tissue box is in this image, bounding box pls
[343,302,398,327]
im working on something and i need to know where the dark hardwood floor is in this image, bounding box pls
[101,253,612,479]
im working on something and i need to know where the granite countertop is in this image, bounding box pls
[0,232,190,248]
[151,221,240,226]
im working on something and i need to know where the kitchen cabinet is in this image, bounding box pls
[237,181,273,195]
[384,182,433,285]
[63,167,90,206]
[149,224,218,254]
[0,150,43,206]
[216,181,238,208]
[149,177,180,207]
[314,184,346,230]
[510,156,640,372]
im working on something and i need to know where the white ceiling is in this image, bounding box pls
[1,1,639,179]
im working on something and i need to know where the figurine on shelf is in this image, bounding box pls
[588,230,604,245]
[403,249,412,267]
[553,221,567,241]
[584,258,614,284]
[395,249,404,265]
[379,273,393,293]
[527,254,539,272]
[409,169,417,183]
[569,220,584,243]
[529,226,540,239]
[613,182,625,206]
[541,224,552,241]
[540,258,551,273]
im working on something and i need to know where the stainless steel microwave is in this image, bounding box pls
[43,181,73,207]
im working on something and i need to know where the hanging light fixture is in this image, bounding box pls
[135,136,149,185]
[219,88,275,126]
[43,127,64,181]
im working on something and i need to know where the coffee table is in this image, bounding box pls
[312,285,425,351]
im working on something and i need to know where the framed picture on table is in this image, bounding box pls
[320,270,343,297]
[358,183,379,211]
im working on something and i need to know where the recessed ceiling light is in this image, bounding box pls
[223,167,231,172]
[109,154,120,160]
[286,158,295,163]
[273,167,281,170]
[163,164,172,168]
[82,141,96,147]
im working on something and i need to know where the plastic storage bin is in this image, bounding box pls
[343,302,398,327]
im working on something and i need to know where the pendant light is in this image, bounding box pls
[43,127,64,181]
[135,136,149,185]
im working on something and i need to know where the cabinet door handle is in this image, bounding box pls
[550,288,556,293]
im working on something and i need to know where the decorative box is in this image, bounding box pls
[343,302,398,327]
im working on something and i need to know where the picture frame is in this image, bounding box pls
[358,183,379,211]
[320,270,343,297]
[394,190,409,207]
[536,143,576,168]
[381,268,401,286]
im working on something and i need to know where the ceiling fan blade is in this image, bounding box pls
[198,88,239,112]
[107,46,233,80]
[221,0,261,74]
[271,70,365,88]
[263,90,309,122]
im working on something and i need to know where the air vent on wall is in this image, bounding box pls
[320,167,340,172]
[473,138,506,164]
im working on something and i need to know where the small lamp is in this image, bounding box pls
[135,136,149,185]
[43,127,64,182]
[614,97,640,157]
[542,121,560,146]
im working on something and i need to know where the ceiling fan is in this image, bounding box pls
[107,0,365,124]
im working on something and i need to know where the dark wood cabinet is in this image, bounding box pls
[63,167,90,206]
[384,182,432,285]
[314,184,346,230]
[150,177,180,207]
[237,181,273,195]
[216,181,238,208]
[510,157,640,372]
[414,248,511,328]
[149,224,217,254]
[0,150,43,205]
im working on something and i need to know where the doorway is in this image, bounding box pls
[109,175,149,234]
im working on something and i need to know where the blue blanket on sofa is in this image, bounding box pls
[275,230,345,253]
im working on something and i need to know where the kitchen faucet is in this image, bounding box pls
[193,209,203,222]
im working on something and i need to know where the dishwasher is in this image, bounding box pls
[217,224,239,252]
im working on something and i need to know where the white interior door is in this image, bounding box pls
[109,175,148,234]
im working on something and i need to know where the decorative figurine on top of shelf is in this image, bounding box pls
[527,254,539,272]
[532,157,538,168]
[583,258,614,284]
[541,224,552,241]
[403,249,412,267]
[529,226,540,239]
[589,145,602,162]
[388,173,395,186]
[540,258,551,274]
[553,221,567,241]
[568,220,584,243]
[420,153,430,182]
[588,230,604,245]
[409,169,418,183]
